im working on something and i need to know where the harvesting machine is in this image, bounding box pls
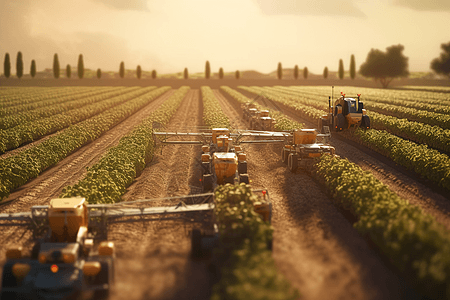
[281,128,335,172]
[153,127,289,192]
[0,190,273,298]
[242,102,276,131]
[319,92,370,132]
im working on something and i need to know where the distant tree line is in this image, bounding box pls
[3,42,450,85]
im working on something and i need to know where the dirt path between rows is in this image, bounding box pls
[109,89,212,300]
[237,88,450,230]
[0,89,174,265]
[214,89,415,300]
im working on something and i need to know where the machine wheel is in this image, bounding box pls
[360,115,370,129]
[202,174,213,192]
[238,161,247,174]
[288,154,298,172]
[336,114,347,131]
[93,261,111,300]
[281,148,289,164]
[1,263,17,300]
[191,229,203,258]
[239,174,249,184]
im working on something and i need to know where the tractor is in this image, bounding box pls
[281,128,335,172]
[242,103,276,131]
[153,127,288,192]
[319,92,370,132]
[1,197,114,300]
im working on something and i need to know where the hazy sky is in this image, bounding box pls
[1,0,449,75]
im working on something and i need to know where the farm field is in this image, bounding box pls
[0,85,450,299]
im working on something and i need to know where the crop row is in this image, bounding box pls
[60,87,189,203]
[0,87,140,129]
[285,85,450,108]
[202,88,298,300]
[0,86,122,117]
[201,86,230,129]
[349,128,450,190]
[220,86,304,131]
[0,86,171,201]
[0,86,100,108]
[264,86,450,154]
[369,111,450,154]
[222,89,450,298]
[240,86,450,190]
[212,184,299,300]
[314,155,450,299]
[0,87,157,154]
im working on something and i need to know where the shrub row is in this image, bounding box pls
[201,86,230,129]
[0,87,138,129]
[0,87,171,201]
[0,87,156,154]
[60,86,189,204]
[211,184,299,300]
[314,155,450,298]
[0,86,120,117]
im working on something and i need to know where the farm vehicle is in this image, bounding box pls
[0,190,272,298]
[281,128,335,172]
[153,127,288,193]
[242,102,276,131]
[319,92,370,132]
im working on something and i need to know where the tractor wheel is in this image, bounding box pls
[281,148,289,164]
[191,229,203,259]
[238,161,247,174]
[93,261,111,300]
[360,115,371,129]
[288,154,298,172]
[239,174,249,184]
[336,114,347,131]
[1,262,17,299]
[202,174,213,192]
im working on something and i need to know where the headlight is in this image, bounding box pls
[83,261,101,276]
[63,253,75,264]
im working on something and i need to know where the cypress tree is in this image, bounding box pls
[16,51,23,79]
[323,67,328,79]
[4,53,11,78]
[30,60,36,78]
[151,70,157,79]
[66,64,71,78]
[350,54,356,79]
[136,65,142,79]
[184,68,188,79]
[205,60,210,79]
[77,54,84,79]
[338,59,344,79]
[119,62,125,78]
[235,70,240,79]
[219,67,224,79]
[294,65,299,79]
[303,67,308,79]
[53,54,60,79]
[277,62,282,79]
[97,68,101,79]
